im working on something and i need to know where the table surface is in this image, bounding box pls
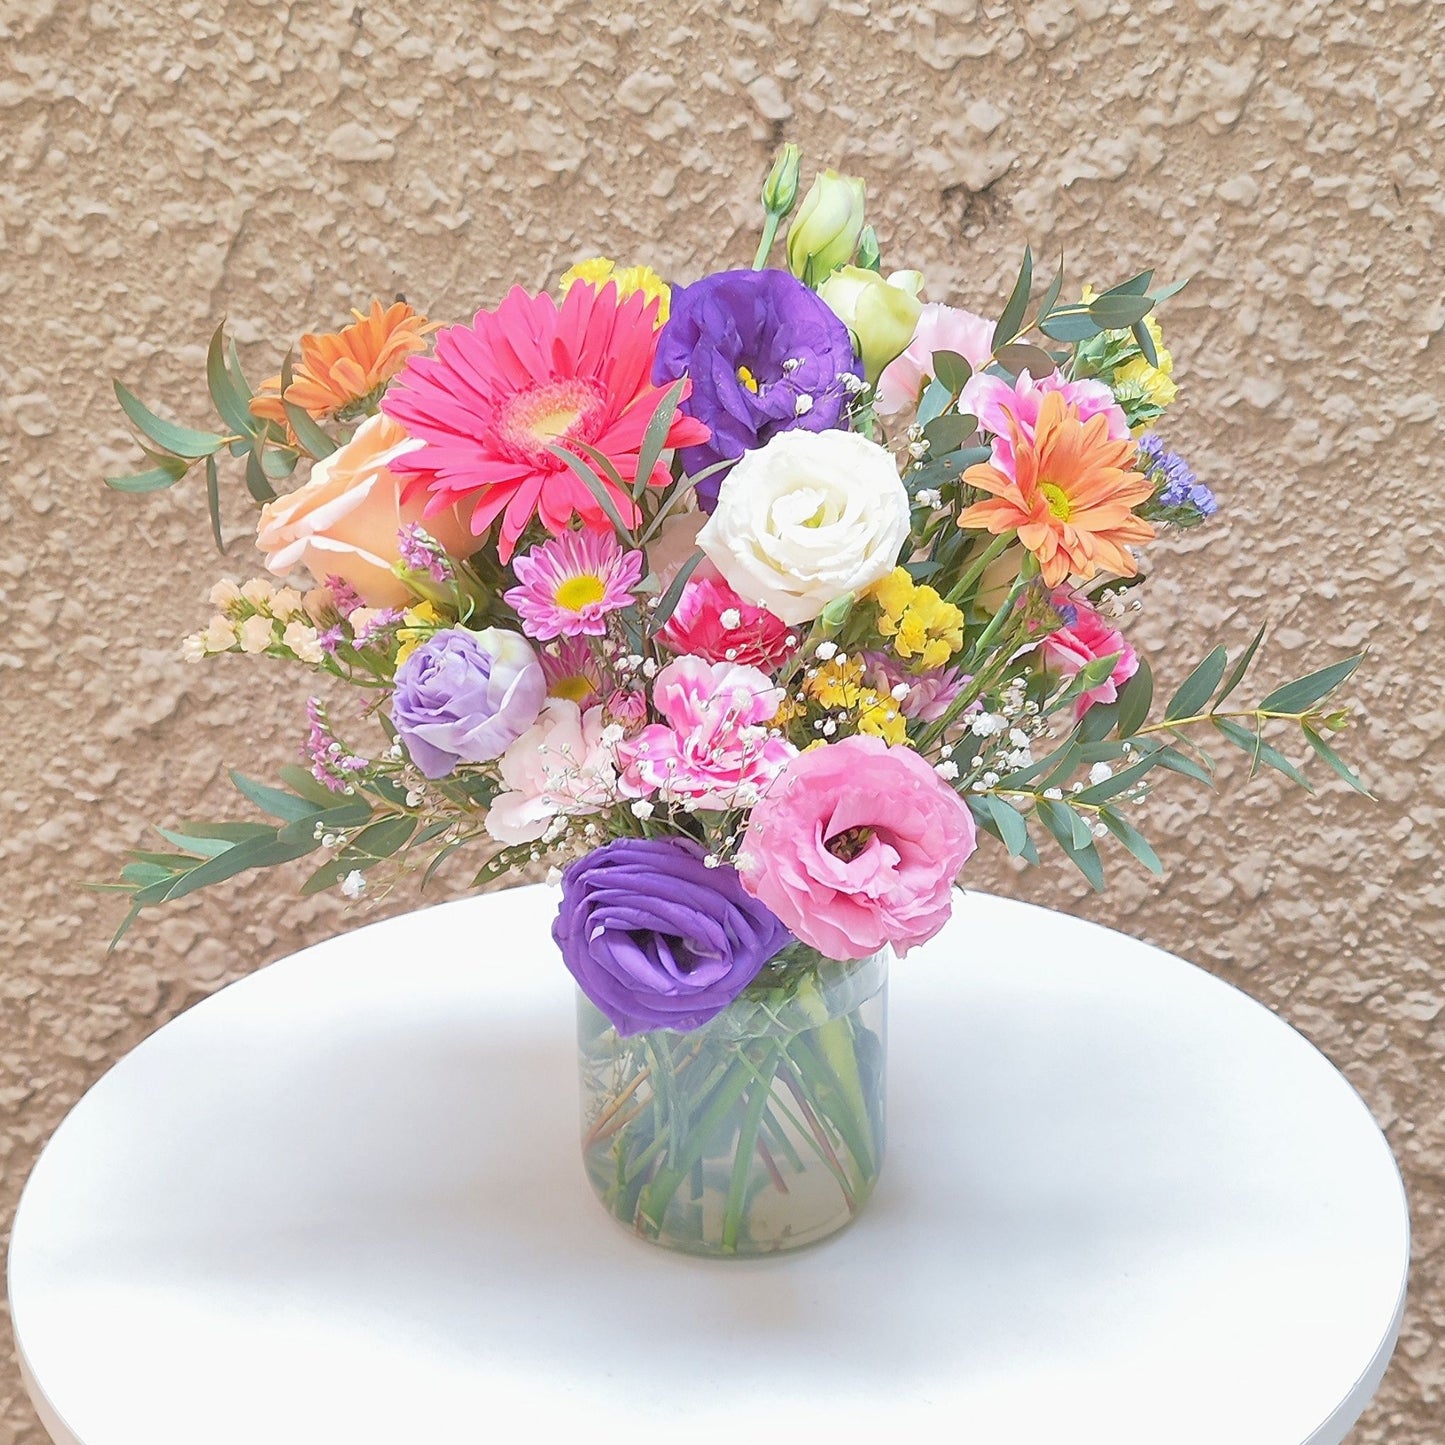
[10,887,1408,1445]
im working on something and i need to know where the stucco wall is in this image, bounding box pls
[2,1,1442,1439]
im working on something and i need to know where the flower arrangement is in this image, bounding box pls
[102,146,1368,1255]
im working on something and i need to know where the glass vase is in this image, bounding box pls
[576,943,887,1257]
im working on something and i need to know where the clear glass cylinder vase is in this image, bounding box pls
[576,943,888,1257]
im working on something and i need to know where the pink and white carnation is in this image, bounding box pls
[485,698,618,845]
[657,567,796,670]
[737,734,977,960]
[875,303,994,417]
[961,369,1130,477]
[616,656,795,810]
[1041,593,1139,719]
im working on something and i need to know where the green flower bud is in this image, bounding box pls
[817,265,925,383]
[786,169,866,284]
[761,142,802,218]
[855,224,882,273]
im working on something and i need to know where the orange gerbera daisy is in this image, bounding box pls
[958,391,1155,588]
[250,299,433,428]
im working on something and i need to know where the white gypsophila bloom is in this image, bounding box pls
[696,429,911,626]
[935,760,960,780]
[631,800,655,820]
[1089,762,1114,785]
[340,870,366,900]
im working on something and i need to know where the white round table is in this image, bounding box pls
[10,887,1408,1445]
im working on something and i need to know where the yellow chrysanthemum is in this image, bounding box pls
[869,566,917,627]
[395,601,442,665]
[560,257,670,325]
[807,656,868,708]
[870,567,964,671]
[1115,315,1177,409]
[857,696,907,745]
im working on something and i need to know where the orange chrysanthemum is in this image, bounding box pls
[250,299,433,427]
[958,391,1155,588]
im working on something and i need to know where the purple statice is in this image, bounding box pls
[323,575,365,618]
[303,697,369,793]
[1137,433,1217,527]
[652,268,862,508]
[351,608,404,647]
[317,625,346,657]
[397,523,453,584]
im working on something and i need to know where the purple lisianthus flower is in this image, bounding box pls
[553,836,792,1035]
[653,268,862,508]
[390,626,545,779]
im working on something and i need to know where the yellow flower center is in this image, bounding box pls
[554,574,607,611]
[1041,481,1073,521]
[736,364,760,393]
[501,378,605,463]
[550,674,594,703]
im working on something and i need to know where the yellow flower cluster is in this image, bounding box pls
[869,568,964,671]
[396,601,442,665]
[1115,314,1177,409]
[796,656,907,745]
[560,257,671,325]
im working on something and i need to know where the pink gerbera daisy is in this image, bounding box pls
[381,283,710,562]
[506,529,644,640]
[538,635,605,709]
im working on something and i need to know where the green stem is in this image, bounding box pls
[723,1053,779,1252]
[752,214,782,269]
[944,532,1011,606]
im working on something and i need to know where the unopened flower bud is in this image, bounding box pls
[786,169,866,284]
[761,142,802,218]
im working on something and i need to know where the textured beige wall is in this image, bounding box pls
[2,0,1442,1439]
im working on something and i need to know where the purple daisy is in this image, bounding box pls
[652,268,862,507]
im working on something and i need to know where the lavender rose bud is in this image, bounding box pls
[391,626,545,779]
[553,836,791,1035]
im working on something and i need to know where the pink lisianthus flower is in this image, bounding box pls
[737,735,977,960]
[1040,593,1139,719]
[658,567,796,670]
[616,656,795,810]
[875,303,994,417]
[505,529,644,640]
[962,369,1130,477]
[485,699,617,845]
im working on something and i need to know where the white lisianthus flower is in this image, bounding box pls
[696,429,911,626]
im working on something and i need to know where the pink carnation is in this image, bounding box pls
[658,568,796,670]
[616,656,795,810]
[1040,594,1139,719]
[962,369,1130,478]
[738,735,977,960]
[875,303,994,417]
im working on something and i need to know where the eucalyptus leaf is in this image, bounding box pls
[631,378,687,501]
[922,413,978,455]
[244,442,277,502]
[1216,622,1268,706]
[1257,654,1363,715]
[994,343,1057,380]
[992,245,1033,350]
[548,444,634,540]
[114,380,225,458]
[230,770,323,823]
[916,376,953,428]
[1164,645,1228,722]
[104,456,188,493]
[1302,726,1372,797]
[204,454,224,552]
[206,323,258,437]
[1038,309,1101,343]
[1212,717,1313,791]
[651,549,704,630]
[1131,319,1159,368]
[1114,657,1153,737]
[931,350,972,394]
[1099,808,1164,875]
[1087,293,1155,329]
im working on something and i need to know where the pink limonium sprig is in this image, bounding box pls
[505,529,644,641]
[396,523,454,584]
[303,697,370,794]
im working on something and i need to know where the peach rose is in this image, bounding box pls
[256,413,473,607]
